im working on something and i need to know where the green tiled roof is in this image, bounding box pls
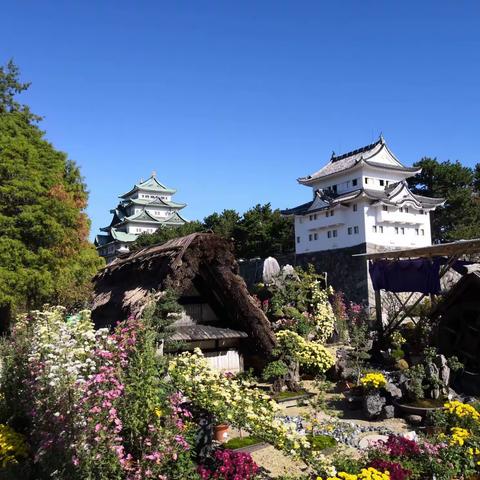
[162,211,188,225]
[123,210,162,224]
[126,197,186,209]
[119,175,176,198]
[111,229,138,242]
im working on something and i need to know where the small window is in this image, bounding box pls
[325,211,329,218]
[386,180,389,186]
[415,229,419,235]
[394,227,399,234]
[296,236,300,243]
[353,204,358,212]
[352,178,358,187]
[354,226,359,234]
[348,227,352,235]
[333,230,338,238]
[383,206,388,212]
[309,234,313,241]
[379,179,385,186]
[419,210,424,215]
[332,185,337,193]
[309,215,313,221]
[421,229,425,236]
[372,226,377,233]
[327,231,332,239]
[365,177,369,184]
[405,207,409,213]
[401,227,405,234]
[314,233,318,240]
[399,207,404,213]
[313,214,317,220]
[379,226,384,233]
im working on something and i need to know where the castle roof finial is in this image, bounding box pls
[151,170,157,178]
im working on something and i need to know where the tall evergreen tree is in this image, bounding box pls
[408,157,480,242]
[0,61,103,326]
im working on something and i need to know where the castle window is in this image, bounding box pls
[420,210,424,215]
[327,231,332,238]
[332,185,337,193]
[354,226,359,234]
[314,233,318,240]
[401,227,405,234]
[379,226,384,233]
[372,226,377,233]
[352,179,358,187]
[353,204,358,212]
[395,227,399,234]
[421,229,425,236]
[296,236,300,243]
[314,214,317,220]
[348,227,352,235]
[309,234,313,241]
[365,177,369,184]
[399,207,404,213]
[379,179,385,186]
[405,207,409,213]
[333,230,338,238]
[383,206,388,212]
[415,229,419,235]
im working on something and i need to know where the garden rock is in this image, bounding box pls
[404,414,423,426]
[385,382,403,401]
[434,354,450,396]
[381,405,395,419]
[362,392,386,420]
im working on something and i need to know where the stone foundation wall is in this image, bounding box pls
[238,243,372,305]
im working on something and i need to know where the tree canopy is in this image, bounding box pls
[408,157,480,242]
[0,61,103,326]
[133,203,294,258]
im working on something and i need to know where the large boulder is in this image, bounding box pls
[362,392,386,420]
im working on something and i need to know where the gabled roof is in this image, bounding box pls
[162,211,188,225]
[119,174,176,199]
[298,137,421,185]
[282,182,445,216]
[123,209,163,224]
[125,197,186,210]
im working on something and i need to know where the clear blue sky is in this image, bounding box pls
[2,1,479,239]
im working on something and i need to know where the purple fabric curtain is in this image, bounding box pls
[369,258,441,294]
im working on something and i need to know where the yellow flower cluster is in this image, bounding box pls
[0,424,29,468]
[317,467,390,480]
[168,349,311,457]
[449,427,471,446]
[444,401,480,421]
[276,330,335,372]
[360,372,387,390]
[310,283,336,343]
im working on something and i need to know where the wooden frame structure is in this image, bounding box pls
[354,239,480,338]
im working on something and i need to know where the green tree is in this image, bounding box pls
[133,221,204,249]
[0,61,103,327]
[203,209,240,239]
[408,157,480,242]
[234,203,294,258]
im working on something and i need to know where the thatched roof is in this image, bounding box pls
[91,233,277,355]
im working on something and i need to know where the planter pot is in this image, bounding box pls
[214,424,230,443]
[394,401,443,418]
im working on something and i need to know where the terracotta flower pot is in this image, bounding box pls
[214,423,230,442]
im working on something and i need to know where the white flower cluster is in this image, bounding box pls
[17,306,106,387]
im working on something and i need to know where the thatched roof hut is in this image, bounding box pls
[91,233,277,363]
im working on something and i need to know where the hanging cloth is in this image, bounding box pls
[369,257,441,294]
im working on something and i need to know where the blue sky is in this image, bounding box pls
[2,1,479,238]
